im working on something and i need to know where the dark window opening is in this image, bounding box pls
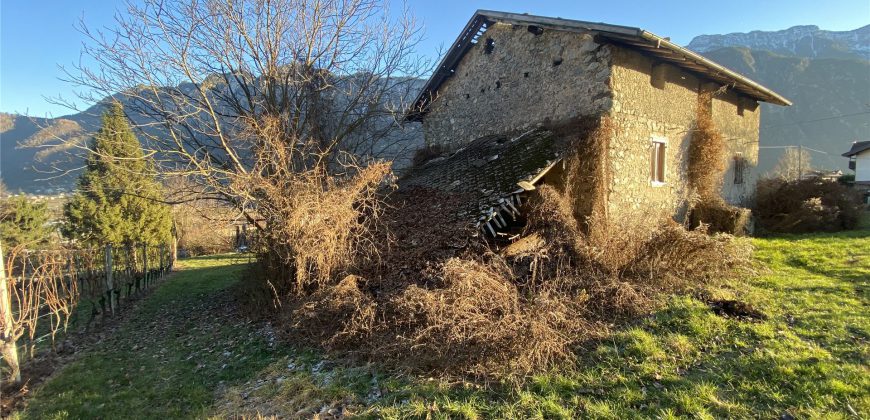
[484,38,495,54]
[495,80,501,89]
[524,72,530,78]
[734,155,747,184]
[527,25,544,36]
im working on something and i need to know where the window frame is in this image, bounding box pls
[650,136,668,187]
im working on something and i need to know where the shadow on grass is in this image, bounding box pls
[18,254,279,419]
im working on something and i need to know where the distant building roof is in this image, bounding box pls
[407,10,791,121]
[401,128,563,234]
[842,141,870,157]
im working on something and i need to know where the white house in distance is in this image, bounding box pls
[843,141,870,184]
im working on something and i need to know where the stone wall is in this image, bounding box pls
[419,26,762,231]
[607,46,697,229]
[711,90,761,206]
[421,23,613,150]
[606,45,760,230]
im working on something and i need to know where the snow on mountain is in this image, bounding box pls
[688,25,870,59]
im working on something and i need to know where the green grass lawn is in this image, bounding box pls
[14,222,870,419]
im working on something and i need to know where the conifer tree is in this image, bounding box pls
[63,102,172,248]
[0,196,54,248]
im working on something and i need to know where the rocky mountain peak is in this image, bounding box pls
[687,24,870,60]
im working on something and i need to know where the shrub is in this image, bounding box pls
[252,161,394,295]
[265,182,752,378]
[689,198,753,235]
[754,177,864,233]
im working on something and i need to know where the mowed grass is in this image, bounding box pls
[14,255,282,419]
[15,219,870,419]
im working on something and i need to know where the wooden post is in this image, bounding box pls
[142,244,148,288]
[105,244,115,315]
[161,244,167,276]
[0,243,22,384]
[170,235,177,270]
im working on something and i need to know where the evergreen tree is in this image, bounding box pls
[0,196,54,248]
[63,102,172,248]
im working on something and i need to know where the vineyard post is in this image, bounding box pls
[159,244,165,277]
[142,244,148,288]
[105,244,115,315]
[0,243,22,384]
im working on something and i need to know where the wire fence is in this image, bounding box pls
[1,242,173,383]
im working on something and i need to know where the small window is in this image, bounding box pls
[734,154,747,184]
[650,137,667,185]
[484,38,495,54]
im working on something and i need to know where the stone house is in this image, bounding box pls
[404,10,791,236]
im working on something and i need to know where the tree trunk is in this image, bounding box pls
[0,244,22,384]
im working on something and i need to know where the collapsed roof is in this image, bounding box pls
[401,128,564,235]
[407,10,791,121]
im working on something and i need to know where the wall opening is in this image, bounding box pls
[650,136,667,185]
[650,63,668,90]
[527,25,544,35]
[484,38,495,54]
[733,153,747,184]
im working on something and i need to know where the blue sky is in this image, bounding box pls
[1,0,868,117]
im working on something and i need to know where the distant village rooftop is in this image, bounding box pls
[408,10,791,121]
[842,140,870,157]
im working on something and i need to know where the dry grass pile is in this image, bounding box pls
[265,181,750,378]
[754,177,865,233]
[524,185,750,316]
[689,198,753,235]
[382,258,586,375]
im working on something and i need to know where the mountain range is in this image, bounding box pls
[688,24,870,175]
[2,24,868,193]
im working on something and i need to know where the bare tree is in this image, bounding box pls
[56,0,428,290]
[772,147,813,181]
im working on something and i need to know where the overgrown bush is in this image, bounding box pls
[172,202,236,256]
[267,180,751,378]
[685,93,750,235]
[689,198,753,235]
[250,160,394,296]
[687,94,727,201]
[754,177,865,233]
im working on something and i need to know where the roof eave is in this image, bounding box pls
[405,10,792,121]
[636,30,792,107]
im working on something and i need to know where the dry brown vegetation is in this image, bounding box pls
[170,200,236,256]
[754,177,864,233]
[687,94,727,201]
[686,93,751,235]
[258,150,751,378]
